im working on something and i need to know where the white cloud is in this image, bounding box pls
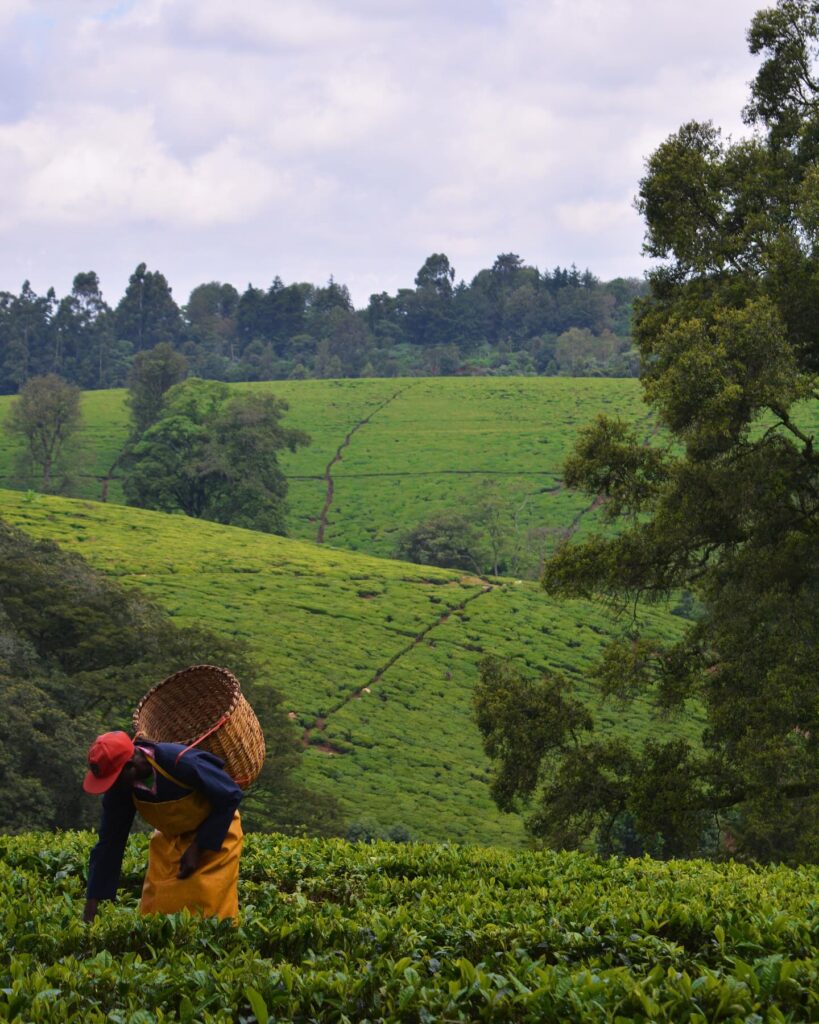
[0,0,31,25]
[0,0,769,302]
[451,90,561,186]
[0,106,278,227]
[165,0,369,51]
[557,198,635,235]
[263,67,406,154]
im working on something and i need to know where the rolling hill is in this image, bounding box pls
[1,487,693,845]
[0,377,653,568]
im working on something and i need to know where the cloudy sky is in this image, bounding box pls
[1,0,765,308]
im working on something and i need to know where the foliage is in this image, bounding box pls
[51,272,125,390]
[122,378,309,534]
[0,830,817,1021]
[0,374,618,566]
[0,518,335,836]
[475,656,710,858]
[396,484,543,578]
[184,281,240,369]
[0,678,102,834]
[0,377,663,565]
[478,0,819,864]
[126,342,189,437]
[0,258,644,395]
[4,373,82,491]
[115,263,183,354]
[257,376,655,567]
[0,283,55,392]
[394,510,486,574]
[554,327,629,376]
[0,372,813,844]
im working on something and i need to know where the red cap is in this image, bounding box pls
[83,731,135,794]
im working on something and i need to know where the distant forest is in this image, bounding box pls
[0,253,645,394]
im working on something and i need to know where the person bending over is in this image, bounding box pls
[83,731,243,923]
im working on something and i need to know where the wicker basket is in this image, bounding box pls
[132,665,265,789]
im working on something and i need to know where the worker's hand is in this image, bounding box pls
[83,898,99,923]
[177,840,203,879]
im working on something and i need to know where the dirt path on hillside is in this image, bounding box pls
[316,386,412,544]
[301,405,660,750]
[559,492,608,544]
[301,580,496,752]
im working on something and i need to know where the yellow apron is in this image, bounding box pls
[134,754,243,920]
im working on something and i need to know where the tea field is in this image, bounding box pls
[0,377,654,562]
[265,377,654,560]
[0,488,692,846]
[2,377,817,569]
[1,831,817,1022]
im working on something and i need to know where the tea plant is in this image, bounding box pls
[0,831,816,1022]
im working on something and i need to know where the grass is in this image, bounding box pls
[249,377,654,560]
[1,488,693,846]
[0,377,723,842]
[5,376,793,841]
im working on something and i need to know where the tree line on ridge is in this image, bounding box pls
[0,255,644,394]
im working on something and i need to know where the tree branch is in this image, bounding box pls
[706,778,819,810]
[769,404,815,456]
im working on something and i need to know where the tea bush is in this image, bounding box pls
[1,831,817,1022]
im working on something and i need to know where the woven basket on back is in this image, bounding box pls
[132,665,265,789]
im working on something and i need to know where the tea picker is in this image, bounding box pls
[82,665,265,923]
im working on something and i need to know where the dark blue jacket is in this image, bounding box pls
[87,742,243,901]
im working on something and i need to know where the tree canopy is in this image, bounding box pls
[394,511,486,575]
[0,258,645,394]
[122,378,310,534]
[5,374,82,492]
[126,342,189,437]
[115,262,183,353]
[475,0,819,863]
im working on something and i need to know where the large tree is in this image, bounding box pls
[0,282,56,391]
[184,281,240,372]
[405,254,457,347]
[126,341,189,436]
[52,272,121,389]
[123,378,309,534]
[115,262,183,352]
[5,374,82,492]
[395,510,486,574]
[476,0,819,863]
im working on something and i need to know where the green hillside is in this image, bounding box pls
[7,374,812,569]
[0,377,653,563]
[269,377,653,559]
[1,489,692,845]
[2,830,817,1022]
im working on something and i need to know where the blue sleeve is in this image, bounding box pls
[86,785,136,900]
[171,748,243,852]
